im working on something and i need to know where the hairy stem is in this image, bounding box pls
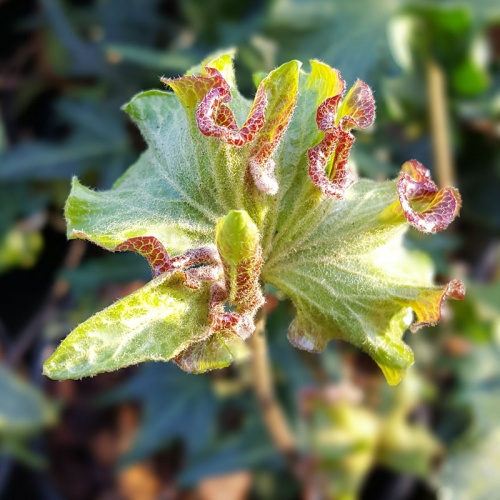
[249,311,297,460]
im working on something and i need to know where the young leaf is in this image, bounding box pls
[264,179,462,385]
[43,273,213,379]
[46,52,464,385]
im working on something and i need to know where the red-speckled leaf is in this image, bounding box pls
[398,160,462,233]
[247,60,300,194]
[308,128,356,198]
[215,210,264,314]
[306,78,374,199]
[196,79,267,146]
[316,95,344,131]
[337,80,376,131]
[49,53,464,385]
[116,236,171,277]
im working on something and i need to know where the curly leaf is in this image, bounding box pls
[307,78,374,199]
[247,60,300,194]
[49,52,464,384]
[384,159,462,233]
[115,236,171,277]
[265,179,462,385]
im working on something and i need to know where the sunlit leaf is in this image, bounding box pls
[43,273,213,379]
[48,52,463,384]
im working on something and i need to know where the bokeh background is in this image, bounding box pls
[1,0,499,499]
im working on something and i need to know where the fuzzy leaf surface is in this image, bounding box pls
[43,273,212,379]
[48,53,463,383]
[264,179,450,385]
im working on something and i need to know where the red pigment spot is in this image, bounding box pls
[307,78,375,199]
[397,159,462,233]
[317,95,343,131]
[115,236,171,277]
[196,77,268,146]
[307,128,356,199]
[338,80,376,131]
[212,313,239,330]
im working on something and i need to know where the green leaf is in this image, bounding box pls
[0,100,129,181]
[179,414,278,487]
[378,409,442,477]
[0,227,43,273]
[453,340,500,434]
[0,365,55,465]
[303,391,379,499]
[43,272,213,379]
[264,179,450,385]
[65,149,213,255]
[51,52,463,384]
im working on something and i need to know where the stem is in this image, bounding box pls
[426,58,455,187]
[249,312,297,462]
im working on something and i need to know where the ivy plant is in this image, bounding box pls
[43,51,464,386]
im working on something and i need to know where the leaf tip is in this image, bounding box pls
[410,279,465,332]
[42,353,67,381]
[397,160,462,233]
[122,90,172,121]
[307,73,376,199]
[377,364,407,386]
[338,79,376,131]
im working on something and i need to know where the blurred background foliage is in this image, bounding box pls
[0,0,499,498]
